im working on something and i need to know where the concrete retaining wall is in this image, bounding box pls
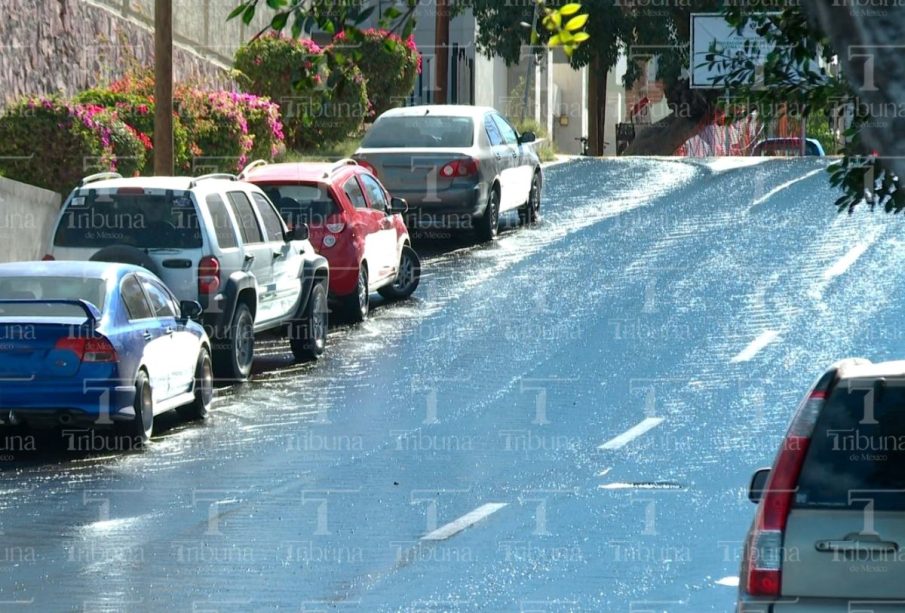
[0,0,269,108]
[0,178,62,263]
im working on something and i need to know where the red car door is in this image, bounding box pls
[341,176,384,289]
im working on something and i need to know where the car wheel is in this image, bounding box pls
[177,348,213,421]
[342,265,369,322]
[214,303,254,382]
[476,187,500,242]
[117,370,153,445]
[378,245,422,300]
[519,174,541,226]
[291,281,329,361]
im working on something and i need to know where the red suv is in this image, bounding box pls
[241,160,420,321]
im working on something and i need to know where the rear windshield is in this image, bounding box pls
[361,116,475,148]
[259,184,339,228]
[54,192,203,249]
[0,276,107,316]
[796,381,905,510]
[753,141,821,156]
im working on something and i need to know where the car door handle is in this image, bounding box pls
[244,254,256,263]
[816,539,899,554]
[142,331,153,342]
[165,327,175,335]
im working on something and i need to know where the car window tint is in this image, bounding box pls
[0,276,107,317]
[262,184,339,228]
[226,192,264,244]
[344,178,368,210]
[140,278,177,319]
[252,193,286,242]
[361,116,475,148]
[54,192,202,249]
[359,175,389,212]
[492,114,518,146]
[796,382,905,510]
[121,275,154,320]
[205,194,238,249]
[484,115,503,146]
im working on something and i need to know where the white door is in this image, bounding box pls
[226,191,277,325]
[138,277,186,401]
[252,193,303,319]
[358,174,399,283]
[492,115,532,209]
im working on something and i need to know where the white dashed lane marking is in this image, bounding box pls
[598,417,664,450]
[420,503,508,541]
[730,330,779,364]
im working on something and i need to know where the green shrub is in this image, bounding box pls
[74,87,193,172]
[234,33,368,149]
[0,96,147,194]
[174,88,253,173]
[331,29,421,117]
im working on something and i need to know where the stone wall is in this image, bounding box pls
[0,177,62,263]
[0,0,272,107]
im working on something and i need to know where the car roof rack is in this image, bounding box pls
[238,159,269,179]
[189,173,238,188]
[323,158,358,178]
[79,172,123,187]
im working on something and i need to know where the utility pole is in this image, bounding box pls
[434,0,450,104]
[154,0,174,175]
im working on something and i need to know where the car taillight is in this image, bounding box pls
[745,389,825,597]
[198,256,221,295]
[440,158,479,178]
[55,336,117,363]
[42,254,55,261]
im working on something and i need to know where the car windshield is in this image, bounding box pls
[796,381,905,510]
[0,276,107,317]
[260,184,339,228]
[54,192,203,249]
[361,116,475,148]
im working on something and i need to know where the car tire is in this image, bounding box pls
[342,265,369,322]
[117,370,153,446]
[519,173,541,226]
[290,281,329,361]
[177,348,213,421]
[90,245,162,277]
[214,303,255,382]
[378,245,421,301]
[476,187,500,242]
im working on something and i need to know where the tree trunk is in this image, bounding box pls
[623,78,715,155]
[622,113,708,155]
[800,1,905,181]
[154,0,174,175]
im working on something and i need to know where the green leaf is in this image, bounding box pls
[572,32,590,43]
[270,12,289,31]
[353,6,376,25]
[228,3,250,21]
[265,0,286,8]
[565,14,588,32]
[548,34,562,47]
[242,5,256,25]
[560,3,582,16]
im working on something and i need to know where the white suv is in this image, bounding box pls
[739,358,905,612]
[45,172,330,381]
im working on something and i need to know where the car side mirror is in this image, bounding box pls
[389,197,409,215]
[179,300,203,321]
[289,223,310,242]
[748,468,771,503]
[519,131,537,144]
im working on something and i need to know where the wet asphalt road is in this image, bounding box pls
[3,157,905,612]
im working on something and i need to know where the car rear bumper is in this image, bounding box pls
[737,595,902,612]
[0,382,135,428]
[394,184,487,229]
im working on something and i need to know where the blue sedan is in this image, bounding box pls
[0,261,213,444]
